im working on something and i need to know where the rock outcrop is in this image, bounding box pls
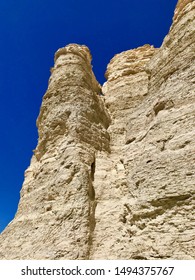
[0,0,194,259]
[99,0,195,259]
[0,44,110,259]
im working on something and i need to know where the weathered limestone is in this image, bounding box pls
[90,45,157,259]
[0,0,194,259]
[119,0,195,259]
[0,44,110,259]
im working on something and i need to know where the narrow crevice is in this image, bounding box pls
[88,200,97,243]
[87,158,97,259]
[88,159,96,200]
[91,161,96,182]
[150,193,192,208]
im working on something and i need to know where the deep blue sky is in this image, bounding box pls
[0,0,178,232]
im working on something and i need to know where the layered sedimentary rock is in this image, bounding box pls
[0,0,194,259]
[105,0,195,259]
[90,45,157,259]
[0,44,110,259]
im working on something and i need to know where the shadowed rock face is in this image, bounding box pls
[0,0,194,259]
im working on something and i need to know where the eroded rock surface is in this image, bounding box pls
[0,0,194,259]
[116,0,195,259]
[0,44,110,259]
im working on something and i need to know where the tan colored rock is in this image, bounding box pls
[89,45,157,259]
[93,0,195,259]
[173,0,193,22]
[0,0,194,259]
[0,44,110,259]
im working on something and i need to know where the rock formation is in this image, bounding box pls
[0,44,111,259]
[0,0,194,259]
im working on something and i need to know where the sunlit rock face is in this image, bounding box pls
[90,45,157,259]
[0,44,110,259]
[110,0,195,259]
[0,0,194,259]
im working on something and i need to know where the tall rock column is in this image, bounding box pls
[0,44,110,259]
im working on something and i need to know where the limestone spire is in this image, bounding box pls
[0,43,110,259]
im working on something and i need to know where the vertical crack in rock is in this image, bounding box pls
[90,160,96,182]
[88,0,195,259]
[87,157,97,259]
[89,44,157,259]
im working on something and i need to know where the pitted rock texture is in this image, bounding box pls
[89,45,157,259]
[0,44,110,259]
[0,0,194,259]
[173,0,193,22]
[122,0,195,259]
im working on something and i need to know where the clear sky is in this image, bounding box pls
[0,0,178,233]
